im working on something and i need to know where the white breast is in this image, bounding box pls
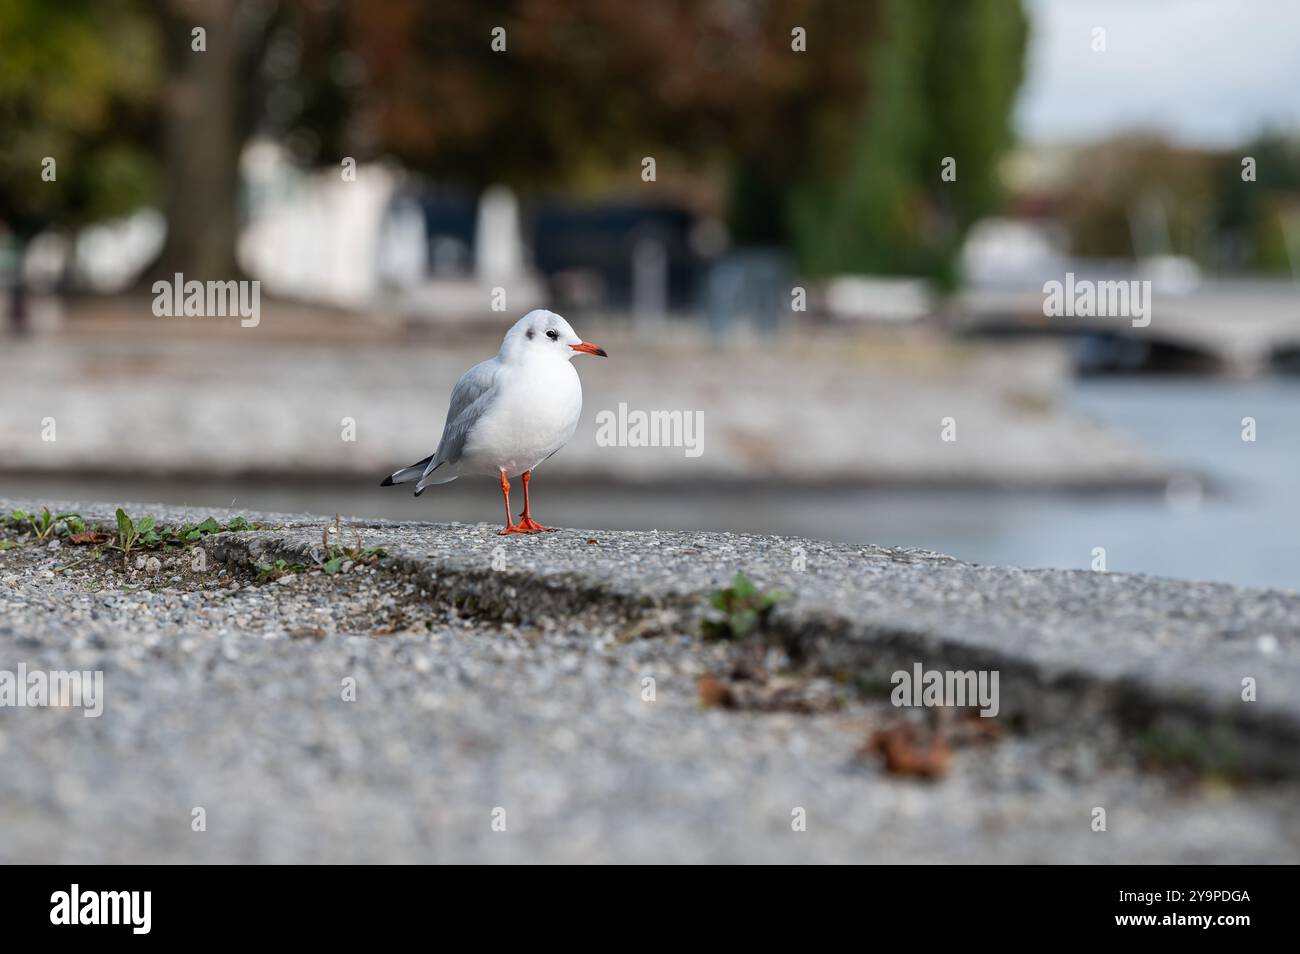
[461,359,582,477]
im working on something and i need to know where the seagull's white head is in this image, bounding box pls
[499,309,607,365]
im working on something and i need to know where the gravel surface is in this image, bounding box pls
[2,498,1298,863]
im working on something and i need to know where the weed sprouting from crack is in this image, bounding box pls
[701,572,787,641]
[1,507,266,571]
[316,513,386,576]
[254,558,310,583]
[1,508,86,543]
[2,508,389,586]
[248,515,388,585]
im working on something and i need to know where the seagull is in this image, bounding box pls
[381,309,607,534]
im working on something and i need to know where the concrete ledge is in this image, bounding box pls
[8,496,1297,778]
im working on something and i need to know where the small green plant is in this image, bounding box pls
[176,517,222,542]
[255,559,308,582]
[701,573,787,640]
[54,511,262,552]
[2,508,83,541]
[0,511,25,547]
[112,508,160,561]
[167,515,259,546]
[3,506,267,571]
[317,514,386,575]
[323,543,387,574]
[1135,725,1244,778]
[28,508,58,540]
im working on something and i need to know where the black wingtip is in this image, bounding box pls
[413,486,424,497]
[380,475,394,487]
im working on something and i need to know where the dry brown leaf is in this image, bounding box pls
[68,530,113,545]
[860,722,953,780]
[697,674,735,709]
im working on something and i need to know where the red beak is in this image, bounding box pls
[571,341,608,357]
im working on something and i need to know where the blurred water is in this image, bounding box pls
[3,378,1297,591]
[850,377,1300,589]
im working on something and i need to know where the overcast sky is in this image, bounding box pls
[1015,0,1300,146]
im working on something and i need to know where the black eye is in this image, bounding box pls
[546,329,558,340]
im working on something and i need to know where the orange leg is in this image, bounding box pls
[516,470,556,532]
[497,469,527,535]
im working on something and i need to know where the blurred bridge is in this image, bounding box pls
[957,279,1300,376]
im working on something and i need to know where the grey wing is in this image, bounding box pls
[427,358,502,473]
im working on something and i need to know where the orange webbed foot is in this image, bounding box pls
[515,516,557,532]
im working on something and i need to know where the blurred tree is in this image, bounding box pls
[1048,134,1300,277]
[341,0,877,192]
[785,0,1028,285]
[1215,133,1300,276]
[2,0,1032,307]
[147,0,361,280]
[0,0,160,328]
[344,0,1026,280]
[149,0,246,281]
[1054,138,1217,261]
